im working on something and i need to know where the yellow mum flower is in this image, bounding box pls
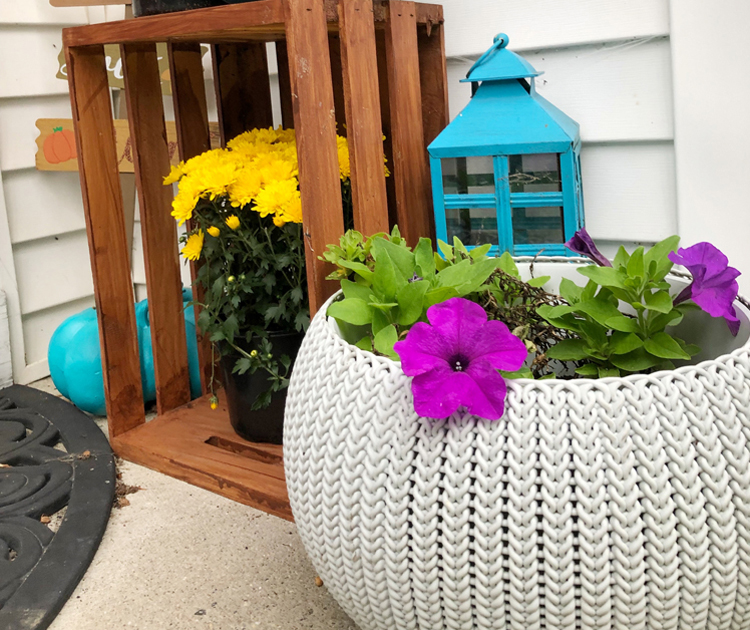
[228,167,263,207]
[181,230,204,261]
[170,174,205,225]
[163,162,185,185]
[336,136,350,181]
[225,215,241,230]
[276,191,303,225]
[207,226,220,237]
[200,162,239,200]
[259,159,298,186]
[254,178,300,220]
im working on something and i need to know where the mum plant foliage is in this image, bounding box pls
[323,226,742,421]
[166,127,355,408]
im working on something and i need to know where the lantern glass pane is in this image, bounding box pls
[442,157,495,194]
[512,206,564,244]
[446,207,498,246]
[508,154,561,193]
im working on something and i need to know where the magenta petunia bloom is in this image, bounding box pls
[669,242,741,336]
[393,297,527,421]
[564,227,612,267]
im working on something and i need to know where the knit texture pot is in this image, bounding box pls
[284,259,750,630]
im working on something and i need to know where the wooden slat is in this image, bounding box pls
[122,43,192,415]
[283,0,345,315]
[338,0,389,235]
[65,45,145,437]
[375,29,398,228]
[168,42,213,394]
[417,19,448,150]
[212,42,274,145]
[384,1,433,246]
[275,41,294,129]
[327,34,348,133]
[112,392,292,521]
[63,1,286,47]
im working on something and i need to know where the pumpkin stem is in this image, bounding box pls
[53,126,63,133]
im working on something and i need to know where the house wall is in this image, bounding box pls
[0,0,747,384]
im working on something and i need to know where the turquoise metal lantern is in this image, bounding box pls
[429,34,584,256]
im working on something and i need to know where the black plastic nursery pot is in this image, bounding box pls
[132,0,258,17]
[219,331,304,445]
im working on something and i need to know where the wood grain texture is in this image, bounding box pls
[63,1,285,46]
[212,42,274,145]
[326,34,348,133]
[65,45,145,437]
[384,1,433,246]
[122,42,192,415]
[338,0,388,235]
[112,391,292,521]
[283,0,344,315]
[275,40,294,129]
[374,29,398,228]
[417,19,448,148]
[168,42,213,394]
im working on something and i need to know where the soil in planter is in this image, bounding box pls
[219,331,304,445]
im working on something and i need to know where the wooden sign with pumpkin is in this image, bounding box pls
[35,119,221,172]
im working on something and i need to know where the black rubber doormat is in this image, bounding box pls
[0,385,115,630]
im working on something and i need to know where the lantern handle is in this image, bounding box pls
[466,33,509,79]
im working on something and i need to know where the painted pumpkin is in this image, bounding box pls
[43,126,77,164]
[48,289,201,416]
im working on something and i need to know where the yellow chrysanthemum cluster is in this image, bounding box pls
[166,126,352,228]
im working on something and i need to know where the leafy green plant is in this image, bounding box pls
[323,228,502,359]
[537,236,700,377]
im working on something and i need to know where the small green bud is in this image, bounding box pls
[267,353,273,359]
[250,350,258,358]
[227,275,236,283]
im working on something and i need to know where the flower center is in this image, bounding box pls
[449,354,470,372]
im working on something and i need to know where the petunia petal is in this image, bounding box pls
[464,319,528,370]
[394,323,450,376]
[410,366,464,418]
[565,228,612,267]
[461,361,509,420]
[425,298,487,352]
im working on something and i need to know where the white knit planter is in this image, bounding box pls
[284,259,750,630]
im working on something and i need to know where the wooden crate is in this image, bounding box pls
[63,0,448,520]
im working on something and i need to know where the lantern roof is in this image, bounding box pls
[460,33,540,83]
[428,79,580,158]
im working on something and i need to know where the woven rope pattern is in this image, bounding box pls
[285,286,750,630]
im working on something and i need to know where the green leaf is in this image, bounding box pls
[613,246,630,269]
[577,265,628,289]
[470,243,492,260]
[610,347,661,372]
[598,366,621,378]
[604,314,641,333]
[578,320,609,351]
[437,240,454,262]
[644,235,680,280]
[497,252,520,278]
[500,367,534,379]
[575,364,599,377]
[609,331,643,355]
[648,308,684,333]
[355,337,373,351]
[373,324,399,359]
[558,278,584,304]
[371,236,415,280]
[341,278,372,301]
[626,246,645,278]
[576,297,626,328]
[396,280,430,326]
[425,286,459,307]
[453,236,469,257]
[372,249,405,301]
[683,343,701,357]
[339,260,374,283]
[369,301,399,312]
[546,339,589,361]
[327,298,373,326]
[581,279,598,301]
[527,276,551,288]
[642,290,673,314]
[536,305,581,332]
[371,308,390,336]
[414,238,436,279]
[643,332,691,360]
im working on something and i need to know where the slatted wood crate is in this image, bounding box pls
[63,0,447,520]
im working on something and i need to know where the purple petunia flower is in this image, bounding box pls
[393,297,527,421]
[669,242,741,336]
[564,227,612,267]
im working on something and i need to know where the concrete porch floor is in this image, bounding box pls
[28,379,357,630]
